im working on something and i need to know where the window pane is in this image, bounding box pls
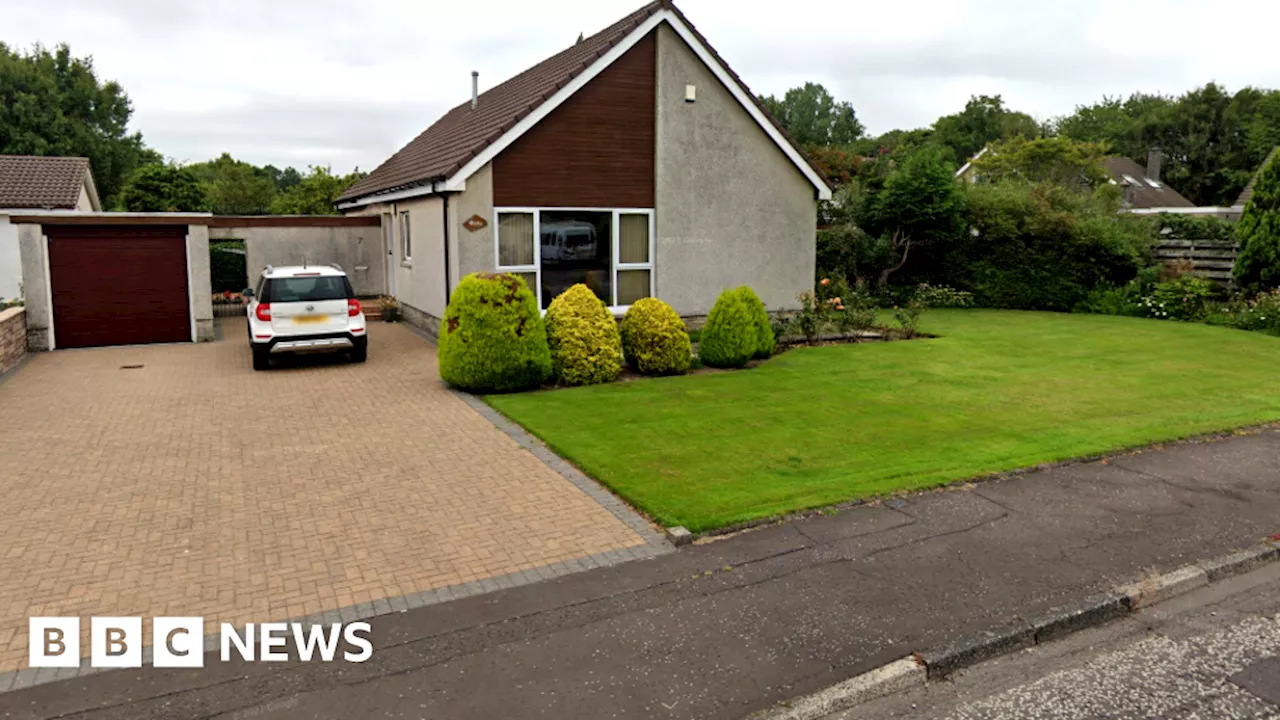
[514,272,537,295]
[539,210,611,308]
[498,213,535,267]
[401,213,412,259]
[616,270,651,306]
[619,214,649,264]
[264,276,352,303]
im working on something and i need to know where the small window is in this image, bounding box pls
[400,211,412,261]
[1145,178,1162,188]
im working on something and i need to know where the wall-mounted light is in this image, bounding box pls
[684,84,696,103]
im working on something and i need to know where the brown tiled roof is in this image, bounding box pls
[1103,157,1194,209]
[0,155,93,209]
[1235,147,1279,207]
[340,0,828,204]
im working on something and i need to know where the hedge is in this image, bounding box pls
[437,273,551,393]
[545,284,622,386]
[620,298,691,375]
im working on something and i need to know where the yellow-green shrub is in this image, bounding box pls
[699,288,758,368]
[735,286,775,358]
[620,297,691,375]
[438,273,551,392]
[545,284,622,386]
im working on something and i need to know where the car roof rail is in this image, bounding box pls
[264,264,274,275]
[329,263,343,271]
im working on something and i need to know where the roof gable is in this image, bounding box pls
[1102,157,1194,209]
[0,155,99,210]
[339,1,831,207]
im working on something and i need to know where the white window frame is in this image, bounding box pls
[400,210,412,264]
[493,207,654,312]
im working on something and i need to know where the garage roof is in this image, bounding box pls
[0,155,100,210]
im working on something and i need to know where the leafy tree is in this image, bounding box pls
[970,136,1109,188]
[847,146,966,288]
[270,166,364,215]
[959,181,1149,310]
[188,153,277,215]
[1235,152,1280,288]
[932,95,1040,165]
[0,42,155,207]
[1055,84,1280,207]
[118,163,207,212]
[263,164,303,191]
[759,82,864,147]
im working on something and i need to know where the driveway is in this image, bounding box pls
[0,318,659,675]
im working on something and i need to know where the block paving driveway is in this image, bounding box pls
[0,319,649,673]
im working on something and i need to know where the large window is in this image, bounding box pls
[495,208,654,310]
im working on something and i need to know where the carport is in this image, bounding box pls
[12,213,215,350]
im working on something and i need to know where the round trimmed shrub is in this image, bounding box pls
[620,297,692,376]
[437,272,551,392]
[545,284,622,386]
[735,286,775,359]
[698,288,757,368]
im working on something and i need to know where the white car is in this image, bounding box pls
[243,265,367,371]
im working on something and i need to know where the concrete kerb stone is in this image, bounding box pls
[1198,543,1280,583]
[750,657,925,720]
[918,620,1036,680]
[758,540,1280,718]
[1030,593,1130,644]
[1116,564,1209,610]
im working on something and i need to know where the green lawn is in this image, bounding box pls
[485,311,1280,531]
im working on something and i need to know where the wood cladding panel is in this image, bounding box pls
[493,32,655,209]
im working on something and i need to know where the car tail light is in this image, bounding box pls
[255,302,272,322]
[348,298,361,317]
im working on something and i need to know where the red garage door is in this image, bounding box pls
[48,225,191,349]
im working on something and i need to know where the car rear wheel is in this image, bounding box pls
[252,346,270,371]
[350,340,367,363]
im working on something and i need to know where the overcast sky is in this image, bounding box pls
[5,0,1279,173]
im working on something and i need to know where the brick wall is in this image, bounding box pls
[0,307,25,375]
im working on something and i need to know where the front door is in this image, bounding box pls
[382,212,396,295]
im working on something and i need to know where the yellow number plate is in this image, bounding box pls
[293,315,327,325]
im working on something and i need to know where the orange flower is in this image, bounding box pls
[836,304,845,311]
[820,278,830,286]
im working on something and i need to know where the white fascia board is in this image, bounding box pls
[336,180,461,210]
[1125,206,1232,215]
[443,10,834,201]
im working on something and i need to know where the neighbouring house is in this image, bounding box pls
[0,155,101,300]
[336,0,832,333]
[1102,150,1196,213]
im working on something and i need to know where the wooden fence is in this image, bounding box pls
[1153,239,1238,284]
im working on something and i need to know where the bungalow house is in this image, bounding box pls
[0,155,101,300]
[337,0,832,333]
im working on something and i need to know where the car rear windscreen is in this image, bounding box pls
[262,276,353,303]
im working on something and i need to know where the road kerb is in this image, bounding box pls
[752,540,1280,718]
[750,657,924,720]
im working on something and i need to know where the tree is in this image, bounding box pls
[844,146,966,288]
[269,166,364,215]
[0,42,155,207]
[1235,151,1280,289]
[189,152,277,214]
[932,95,1040,165]
[971,136,1109,188]
[758,83,864,148]
[118,163,207,212]
[263,164,303,191]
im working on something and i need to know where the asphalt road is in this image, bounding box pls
[6,430,1280,719]
[834,557,1280,719]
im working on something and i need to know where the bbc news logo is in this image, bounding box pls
[29,617,372,668]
